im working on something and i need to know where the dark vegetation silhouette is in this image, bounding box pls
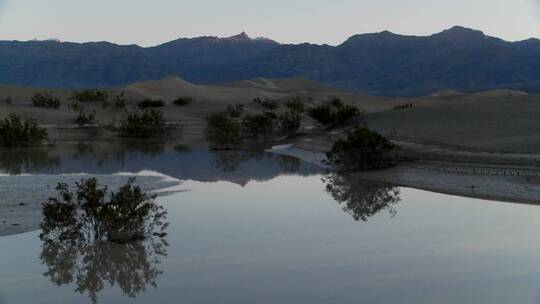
[324,173,401,221]
[75,108,97,126]
[0,147,60,174]
[32,92,61,109]
[173,96,193,106]
[1,95,12,105]
[39,178,168,304]
[308,97,362,127]
[71,89,109,102]
[119,110,166,137]
[326,126,395,172]
[138,99,165,109]
[0,114,48,147]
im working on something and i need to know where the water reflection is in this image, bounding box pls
[38,177,169,304]
[0,147,60,175]
[40,237,167,304]
[324,174,401,221]
[210,149,265,173]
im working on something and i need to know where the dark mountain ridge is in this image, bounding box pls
[1,26,539,96]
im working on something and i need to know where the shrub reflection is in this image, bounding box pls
[40,236,167,304]
[0,147,60,174]
[324,174,401,221]
[39,178,168,303]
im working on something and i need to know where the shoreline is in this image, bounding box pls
[267,142,540,205]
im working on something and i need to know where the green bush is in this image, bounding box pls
[120,109,166,137]
[277,110,301,136]
[0,114,48,147]
[206,112,242,149]
[114,92,127,109]
[308,97,362,127]
[242,112,276,138]
[285,97,305,114]
[32,93,61,109]
[1,96,12,105]
[71,89,109,102]
[326,126,395,172]
[173,96,193,106]
[40,177,168,243]
[138,99,165,109]
[335,104,362,125]
[226,103,245,118]
[75,108,96,126]
[308,104,334,125]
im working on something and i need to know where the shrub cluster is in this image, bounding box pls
[393,103,414,110]
[308,97,362,127]
[173,96,193,106]
[226,103,245,118]
[253,97,279,111]
[138,99,165,109]
[242,112,276,138]
[40,177,168,243]
[32,93,61,109]
[114,92,128,109]
[120,109,166,137]
[71,89,109,102]
[206,112,242,149]
[1,96,12,105]
[0,114,48,147]
[326,126,395,172]
[75,108,96,126]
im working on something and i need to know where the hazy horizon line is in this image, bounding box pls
[1,25,538,48]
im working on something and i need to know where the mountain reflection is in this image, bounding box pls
[40,236,167,303]
[324,174,401,221]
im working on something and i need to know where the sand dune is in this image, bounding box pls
[2,76,540,155]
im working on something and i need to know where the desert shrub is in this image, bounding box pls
[0,114,48,147]
[335,104,362,125]
[206,112,242,148]
[242,112,276,138]
[285,97,305,114]
[138,99,165,109]
[68,100,81,111]
[114,92,127,109]
[32,92,61,109]
[120,109,166,137]
[308,104,334,125]
[277,111,301,136]
[173,96,193,106]
[71,89,109,102]
[75,108,96,126]
[393,103,413,110]
[253,97,279,111]
[1,96,12,105]
[226,103,245,118]
[308,97,362,127]
[326,126,395,172]
[40,177,168,243]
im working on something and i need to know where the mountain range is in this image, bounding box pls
[1,26,540,96]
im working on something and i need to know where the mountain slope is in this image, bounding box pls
[1,27,540,96]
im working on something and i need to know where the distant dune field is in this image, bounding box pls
[2,77,540,154]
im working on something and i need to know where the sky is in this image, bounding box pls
[0,0,539,46]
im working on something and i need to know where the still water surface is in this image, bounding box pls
[1,143,540,303]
